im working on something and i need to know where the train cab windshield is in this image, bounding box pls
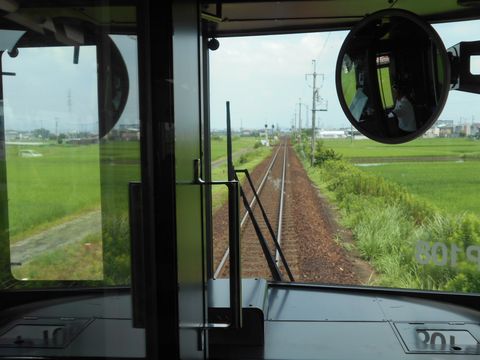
[208,16,480,296]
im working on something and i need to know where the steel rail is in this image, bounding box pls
[213,141,284,279]
[275,142,287,265]
[238,165,294,281]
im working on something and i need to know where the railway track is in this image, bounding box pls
[214,138,297,280]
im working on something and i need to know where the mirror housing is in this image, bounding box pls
[448,41,480,94]
[336,9,450,144]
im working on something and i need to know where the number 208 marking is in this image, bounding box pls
[415,240,480,268]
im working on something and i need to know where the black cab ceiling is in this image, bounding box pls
[202,0,480,36]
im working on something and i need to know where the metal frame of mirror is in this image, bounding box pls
[335,9,451,144]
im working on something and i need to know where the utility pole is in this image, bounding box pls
[298,100,309,131]
[306,60,324,166]
[297,98,302,132]
[301,104,309,128]
[67,89,72,114]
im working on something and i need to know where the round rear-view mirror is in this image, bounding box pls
[336,9,450,143]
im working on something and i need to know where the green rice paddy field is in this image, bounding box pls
[211,136,259,161]
[324,137,480,215]
[6,144,102,241]
[0,136,263,282]
[5,136,259,241]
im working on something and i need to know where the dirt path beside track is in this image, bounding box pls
[211,148,253,169]
[10,210,101,265]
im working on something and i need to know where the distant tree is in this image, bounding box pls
[77,131,92,138]
[303,128,313,136]
[57,133,67,144]
[32,128,51,139]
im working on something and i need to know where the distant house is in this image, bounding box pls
[438,125,453,137]
[5,130,19,141]
[431,119,454,137]
[423,127,440,138]
[436,119,454,128]
[118,123,140,141]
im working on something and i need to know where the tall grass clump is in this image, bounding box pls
[298,139,480,293]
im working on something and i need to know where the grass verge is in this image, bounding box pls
[295,139,480,293]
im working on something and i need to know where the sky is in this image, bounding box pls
[209,19,480,131]
[2,34,139,134]
[3,45,99,133]
[1,18,479,134]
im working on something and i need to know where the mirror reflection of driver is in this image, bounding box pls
[388,83,416,134]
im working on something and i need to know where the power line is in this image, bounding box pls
[319,32,331,56]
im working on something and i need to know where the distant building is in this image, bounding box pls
[430,119,454,137]
[344,129,361,137]
[316,130,347,139]
[65,138,98,145]
[438,125,453,137]
[422,120,480,138]
[435,119,454,128]
[119,123,139,131]
[469,123,480,137]
[453,124,470,137]
[423,127,440,138]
